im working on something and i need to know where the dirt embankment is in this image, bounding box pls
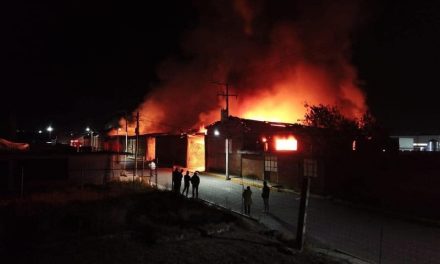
[0,183,345,263]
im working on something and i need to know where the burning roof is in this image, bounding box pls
[112,0,366,136]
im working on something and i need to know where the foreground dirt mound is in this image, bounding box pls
[0,184,344,263]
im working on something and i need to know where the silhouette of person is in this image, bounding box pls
[262,181,270,213]
[242,186,252,215]
[182,171,191,197]
[171,167,179,191]
[190,171,200,198]
[174,169,183,193]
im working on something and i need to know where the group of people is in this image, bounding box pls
[171,166,271,216]
[242,180,271,215]
[172,167,200,198]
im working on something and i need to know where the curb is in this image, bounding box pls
[150,179,372,264]
[313,248,372,264]
[200,171,440,227]
[201,172,300,194]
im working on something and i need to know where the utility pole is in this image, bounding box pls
[215,82,237,118]
[296,158,318,251]
[214,82,237,181]
[121,114,128,177]
[125,116,128,153]
[134,111,139,181]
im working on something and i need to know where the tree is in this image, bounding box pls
[303,104,359,132]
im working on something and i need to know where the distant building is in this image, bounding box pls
[105,132,205,171]
[391,135,440,151]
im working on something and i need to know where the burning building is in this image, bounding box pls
[205,114,361,192]
[112,0,367,139]
[104,0,372,191]
[206,116,308,190]
[105,132,205,172]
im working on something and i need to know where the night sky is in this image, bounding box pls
[2,0,440,138]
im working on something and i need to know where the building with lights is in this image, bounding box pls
[204,116,344,192]
[391,135,440,152]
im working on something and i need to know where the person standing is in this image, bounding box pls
[175,169,183,193]
[190,171,200,198]
[182,171,191,197]
[242,186,252,215]
[171,167,178,191]
[262,181,270,213]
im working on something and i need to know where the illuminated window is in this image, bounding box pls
[274,136,297,151]
[265,155,277,172]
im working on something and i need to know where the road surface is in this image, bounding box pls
[125,168,440,264]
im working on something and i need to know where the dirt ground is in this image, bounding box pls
[0,183,346,263]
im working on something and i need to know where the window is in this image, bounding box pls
[265,155,277,172]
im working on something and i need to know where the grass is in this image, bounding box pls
[0,182,346,264]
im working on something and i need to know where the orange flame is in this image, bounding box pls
[234,63,365,124]
[275,135,298,151]
[187,134,205,171]
[198,125,207,135]
[108,2,367,136]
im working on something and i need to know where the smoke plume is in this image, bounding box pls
[118,0,367,135]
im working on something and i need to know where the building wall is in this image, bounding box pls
[276,154,302,189]
[0,153,123,194]
[68,154,122,185]
[206,135,225,172]
[206,135,242,175]
[156,135,187,168]
[242,154,264,179]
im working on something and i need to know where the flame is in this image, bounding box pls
[275,135,298,151]
[198,125,207,135]
[108,1,367,136]
[187,134,205,171]
[147,137,156,161]
[234,63,365,124]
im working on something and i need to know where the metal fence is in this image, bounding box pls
[148,169,440,264]
[308,204,440,264]
[4,164,440,264]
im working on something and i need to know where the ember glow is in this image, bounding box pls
[147,137,156,161]
[275,136,298,151]
[198,125,207,135]
[187,134,205,171]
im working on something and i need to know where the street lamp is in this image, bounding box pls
[213,128,230,180]
[46,126,53,143]
[117,128,121,152]
[86,127,93,151]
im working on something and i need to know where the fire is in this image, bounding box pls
[198,125,207,135]
[187,134,205,171]
[147,137,156,161]
[235,63,365,124]
[107,1,367,136]
[275,135,298,151]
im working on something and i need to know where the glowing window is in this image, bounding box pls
[275,136,297,151]
[265,155,277,172]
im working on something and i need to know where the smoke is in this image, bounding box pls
[121,0,367,134]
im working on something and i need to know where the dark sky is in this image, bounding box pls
[353,1,440,134]
[2,0,440,137]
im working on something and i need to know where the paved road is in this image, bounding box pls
[130,168,440,264]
